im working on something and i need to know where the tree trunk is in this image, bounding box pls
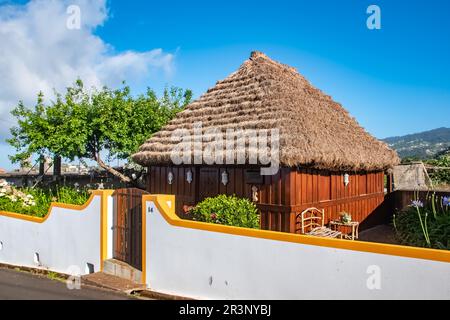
[95,155,131,183]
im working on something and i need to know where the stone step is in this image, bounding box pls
[103,259,143,284]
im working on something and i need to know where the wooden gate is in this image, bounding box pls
[112,188,148,270]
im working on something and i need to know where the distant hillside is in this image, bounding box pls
[382,127,450,159]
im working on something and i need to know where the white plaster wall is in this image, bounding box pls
[0,196,102,275]
[145,201,450,300]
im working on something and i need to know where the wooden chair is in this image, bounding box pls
[299,207,343,239]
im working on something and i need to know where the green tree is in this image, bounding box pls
[426,154,450,185]
[7,80,192,183]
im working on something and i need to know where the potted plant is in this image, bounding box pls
[339,211,352,224]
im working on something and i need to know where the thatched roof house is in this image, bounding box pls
[133,51,399,171]
[133,51,399,234]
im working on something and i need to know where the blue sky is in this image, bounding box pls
[0,0,449,170]
[99,0,450,137]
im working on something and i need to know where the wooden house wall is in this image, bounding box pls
[260,169,385,233]
[147,166,386,234]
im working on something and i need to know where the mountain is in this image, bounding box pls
[382,127,450,159]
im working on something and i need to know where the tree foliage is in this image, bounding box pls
[7,80,192,182]
[426,154,450,186]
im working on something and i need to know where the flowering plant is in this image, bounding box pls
[0,182,90,217]
[394,191,450,250]
[443,196,450,207]
[411,200,424,208]
[0,179,36,207]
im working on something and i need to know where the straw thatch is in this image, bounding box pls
[133,51,399,171]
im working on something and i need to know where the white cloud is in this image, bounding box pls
[0,0,174,140]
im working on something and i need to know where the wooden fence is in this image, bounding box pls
[388,189,450,212]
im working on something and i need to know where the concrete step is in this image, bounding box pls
[82,272,145,293]
[103,259,142,284]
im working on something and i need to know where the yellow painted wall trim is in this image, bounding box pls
[141,195,147,284]
[0,190,108,223]
[100,190,115,271]
[143,194,450,265]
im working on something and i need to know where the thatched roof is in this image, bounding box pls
[133,51,399,171]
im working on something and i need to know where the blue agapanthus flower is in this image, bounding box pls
[443,196,450,207]
[411,200,424,208]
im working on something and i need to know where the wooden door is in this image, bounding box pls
[112,188,148,270]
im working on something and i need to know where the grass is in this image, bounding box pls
[47,271,66,282]
[0,186,90,218]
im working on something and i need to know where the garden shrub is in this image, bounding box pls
[394,194,450,250]
[190,194,260,229]
[0,179,90,217]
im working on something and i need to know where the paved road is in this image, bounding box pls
[0,268,134,300]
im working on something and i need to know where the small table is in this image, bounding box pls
[329,221,360,240]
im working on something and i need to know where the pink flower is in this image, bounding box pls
[182,205,193,214]
[210,213,217,220]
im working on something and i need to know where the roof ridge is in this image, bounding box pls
[250,51,268,60]
[249,50,298,74]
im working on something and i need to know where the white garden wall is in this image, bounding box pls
[0,191,111,275]
[144,195,450,300]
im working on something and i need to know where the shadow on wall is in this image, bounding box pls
[359,193,396,230]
